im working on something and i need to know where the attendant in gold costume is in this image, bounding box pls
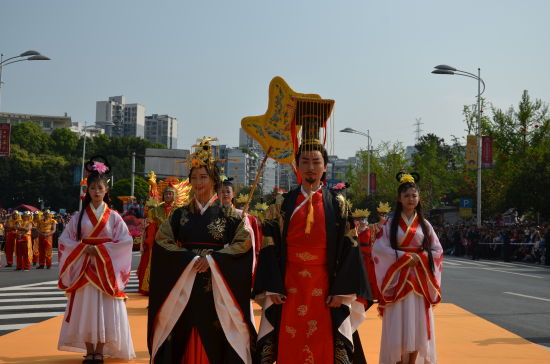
[4,211,20,267]
[137,184,176,295]
[31,212,41,266]
[37,211,57,269]
[15,211,33,271]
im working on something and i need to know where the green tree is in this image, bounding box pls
[347,141,409,221]
[412,134,464,210]
[110,176,149,211]
[51,128,79,159]
[10,122,53,154]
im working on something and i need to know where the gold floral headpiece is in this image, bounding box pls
[396,172,420,186]
[400,174,415,184]
[376,202,391,214]
[352,208,371,218]
[235,193,249,204]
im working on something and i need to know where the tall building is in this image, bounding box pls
[327,155,358,184]
[96,96,145,138]
[145,114,178,149]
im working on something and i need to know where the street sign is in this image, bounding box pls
[460,198,473,208]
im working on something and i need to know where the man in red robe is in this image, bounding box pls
[254,144,371,363]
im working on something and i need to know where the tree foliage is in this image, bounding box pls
[0,122,166,211]
[346,90,550,221]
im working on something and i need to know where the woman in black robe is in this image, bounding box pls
[147,139,257,364]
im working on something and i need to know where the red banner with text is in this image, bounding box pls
[0,123,11,157]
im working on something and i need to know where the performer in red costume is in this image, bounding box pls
[373,173,443,364]
[137,179,177,295]
[353,208,381,302]
[254,98,371,363]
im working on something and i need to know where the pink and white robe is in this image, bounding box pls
[372,213,443,364]
[57,202,135,360]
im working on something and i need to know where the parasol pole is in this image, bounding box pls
[242,146,272,216]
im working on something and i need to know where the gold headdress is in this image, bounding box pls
[352,208,371,219]
[187,137,218,168]
[145,171,191,214]
[376,202,391,214]
[396,172,420,186]
[241,76,334,166]
[241,76,335,233]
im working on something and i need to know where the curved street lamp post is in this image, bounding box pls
[340,127,372,195]
[432,64,485,227]
[0,50,51,111]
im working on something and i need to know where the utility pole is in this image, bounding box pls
[413,117,424,143]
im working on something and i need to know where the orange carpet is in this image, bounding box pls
[0,294,548,363]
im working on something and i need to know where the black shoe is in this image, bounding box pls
[32,262,36,266]
[15,268,22,271]
[46,266,51,269]
[37,265,44,269]
[93,353,104,363]
[6,264,12,267]
[82,353,95,364]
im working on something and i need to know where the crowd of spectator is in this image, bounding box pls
[434,223,550,265]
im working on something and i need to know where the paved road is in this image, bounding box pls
[443,256,550,348]
[1,252,549,350]
[0,251,141,336]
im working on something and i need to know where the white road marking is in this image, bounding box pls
[0,280,57,291]
[0,323,33,331]
[2,286,60,291]
[503,292,550,302]
[0,312,64,320]
[443,261,462,266]
[0,304,67,311]
[482,268,543,279]
[0,297,67,303]
[1,292,65,297]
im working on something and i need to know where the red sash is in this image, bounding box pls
[59,205,126,322]
[378,215,441,339]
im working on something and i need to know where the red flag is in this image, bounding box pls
[482,136,493,169]
[369,173,377,194]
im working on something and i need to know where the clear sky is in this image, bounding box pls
[1,0,549,158]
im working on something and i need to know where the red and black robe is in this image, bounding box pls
[147,199,257,364]
[254,187,372,363]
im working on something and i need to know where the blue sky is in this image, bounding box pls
[1,0,549,157]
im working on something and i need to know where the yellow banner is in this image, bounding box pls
[465,135,478,170]
[459,207,473,217]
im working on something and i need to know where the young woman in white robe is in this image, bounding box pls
[58,158,135,363]
[373,174,443,364]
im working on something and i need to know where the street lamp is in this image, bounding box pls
[0,50,51,111]
[340,127,372,195]
[432,64,485,227]
[79,122,114,210]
